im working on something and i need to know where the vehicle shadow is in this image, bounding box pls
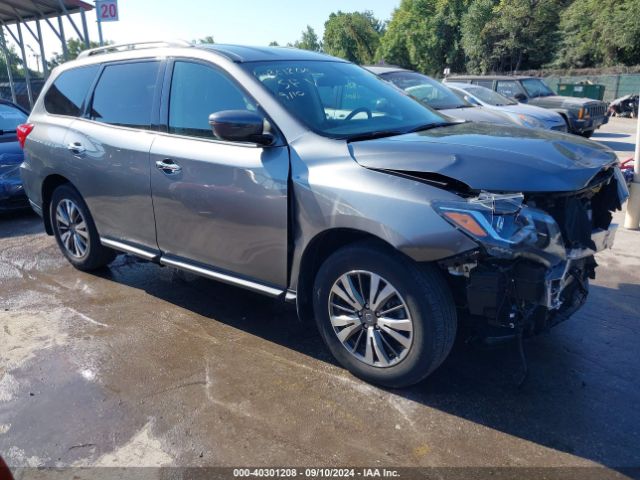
[0,210,43,239]
[592,132,631,139]
[596,140,636,152]
[96,257,640,474]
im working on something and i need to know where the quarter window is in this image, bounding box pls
[90,61,160,129]
[44,65,100,116]
[473,80,494,89]
[168,61,257,138]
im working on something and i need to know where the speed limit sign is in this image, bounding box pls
[96,0,119,22]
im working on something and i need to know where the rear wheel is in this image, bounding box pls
[50,184,116,271]
[313,241,457,387]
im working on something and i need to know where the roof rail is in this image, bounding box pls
[77,40,192,59]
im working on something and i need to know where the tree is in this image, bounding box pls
[269,41,280,47]
[377,0,469,75]
[460,0,496,73]
[0,43,28,81]
[323,11,384,64]
[553,0,640,68]
[48,38,104,68]
[293,26,322,51]
[491,0,561,71]
[196,35,215,45]
[461,0,562,73]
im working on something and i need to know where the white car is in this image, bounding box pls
[446,82,568,132]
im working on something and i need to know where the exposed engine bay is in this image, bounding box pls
[438,166,629,337]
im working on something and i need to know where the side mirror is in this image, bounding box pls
[514,93,528,103]
[208,110,275,146]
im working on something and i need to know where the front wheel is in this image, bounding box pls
[579,130,594,138]
[50,184,116,271]
[313,242,457,388]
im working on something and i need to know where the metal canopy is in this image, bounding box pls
[0,0,93,25]
[0,0,95,109]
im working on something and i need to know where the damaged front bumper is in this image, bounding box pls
[438,166,628,333]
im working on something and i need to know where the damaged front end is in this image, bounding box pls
[437,166,629,337]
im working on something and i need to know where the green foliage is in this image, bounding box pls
[48,38,104,68]
[554,0,640,68]
[196,35,215,45]
[0,43,26,80]
[494,0,561,72]
[293,26,322,51]
[460,0,495,73]
[318,0,640,74]
[323,11,384,64]
[269,41,280,47]
[377,0,469,75]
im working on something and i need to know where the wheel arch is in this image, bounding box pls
[41,174,73,235]
[294,228,401,323]
[554,109,572,129]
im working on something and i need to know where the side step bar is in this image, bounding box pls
[100,237,292,299]
[101,238,160,261]
[160,256,284,298]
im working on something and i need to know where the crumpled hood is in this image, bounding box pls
[349,122,618,192]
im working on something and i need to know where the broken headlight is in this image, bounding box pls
[434,192,565,266]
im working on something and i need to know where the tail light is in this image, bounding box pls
[16,123,34,149]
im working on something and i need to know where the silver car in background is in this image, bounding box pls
[365,65,518,126]
[19,43,627,388]
[446,82,568,131]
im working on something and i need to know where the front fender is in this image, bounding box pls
[287,139,477,291]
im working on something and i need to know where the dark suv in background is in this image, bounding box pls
[445,75,608,138]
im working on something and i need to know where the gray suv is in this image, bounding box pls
[19,42,628,387]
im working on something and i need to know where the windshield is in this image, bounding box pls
[381,71,470,110]
[521,79,555,98]
[244,61,448,139]
[0,103,27,132]
[464,86,517,106]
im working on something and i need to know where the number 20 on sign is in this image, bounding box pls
[97,0,119,22]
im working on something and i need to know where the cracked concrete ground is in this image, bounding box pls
[0,118,639,480]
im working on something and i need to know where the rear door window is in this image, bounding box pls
[44,65,100,116]
[90,61,160,129]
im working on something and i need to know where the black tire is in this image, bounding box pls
[313,241,457,388]
[579,130,594,138]
[50,184,116,271]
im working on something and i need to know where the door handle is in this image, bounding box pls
[67,142,86,155]
[155,159,182,175]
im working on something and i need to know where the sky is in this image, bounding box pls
[8,0,399,73]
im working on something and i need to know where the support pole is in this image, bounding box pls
[35,19,48,78]
[97,15,104,46]
[80,10,90,48]
[15,22,34,109]
[58,15,68,60]
[623,101,640,229]
[0,27,16,104]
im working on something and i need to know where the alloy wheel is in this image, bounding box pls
[328,270,414,368]
[55,199,89,258]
